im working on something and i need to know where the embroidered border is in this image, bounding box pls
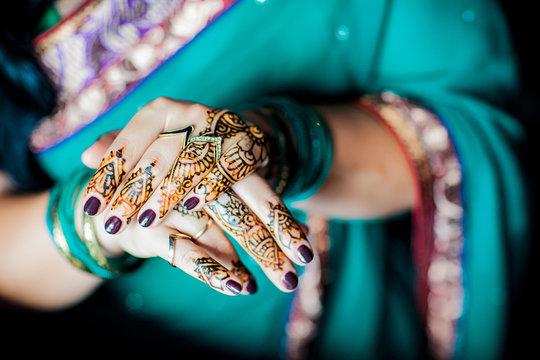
[31,0,236,152]
[357,92,464,359]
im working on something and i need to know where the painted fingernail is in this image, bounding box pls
[84,196,101,216]
[183,197,199,210]
[246,279,258,294]
[105,216,122,234]
[225,280,242,295]
[138,209,156,228]
[296,245,314,264]
[282,272,298,290]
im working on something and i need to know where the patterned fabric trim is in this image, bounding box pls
[357,92,464,359]
[30,0,236,153]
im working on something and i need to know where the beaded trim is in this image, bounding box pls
[357,92,464,359]
[30,0,236,152]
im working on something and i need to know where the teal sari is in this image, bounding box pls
[33,0,529,358]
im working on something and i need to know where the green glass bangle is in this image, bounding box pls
[254,98,334,202]
[46,169,141,279]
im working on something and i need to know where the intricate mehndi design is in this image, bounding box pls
[86,147,126,202]
[158,140,219,217]
[193,257,231,291]
[158,109,268,216]
[207,192,285,271]
[266,201,306,249]
[230,260,251,284]
[110,161,157,223]
[172,203,207,220]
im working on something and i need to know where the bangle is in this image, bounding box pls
[46,169,141,279]
[236,97,333,201]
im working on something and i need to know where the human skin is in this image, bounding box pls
[0,101,412,309]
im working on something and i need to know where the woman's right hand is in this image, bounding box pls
[80,115,311,293]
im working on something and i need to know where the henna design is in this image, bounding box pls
[160,109,268,213]
[86,147,126,202]
[217,126,267,183]
[202,110,248,138]
[207,192,285,271]
[158,140,219,217]
[266,201,306,249]
[230,260,251,283]
[193,257,231,291]
[110,161,157,223]
[193,167,233,204]
[172,204,206,220]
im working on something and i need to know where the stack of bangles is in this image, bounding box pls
[46,97,333,279]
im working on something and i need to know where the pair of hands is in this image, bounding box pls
[80,97,313,295]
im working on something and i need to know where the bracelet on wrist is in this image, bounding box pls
[46,169,142,279]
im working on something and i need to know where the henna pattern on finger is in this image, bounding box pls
[207,192,285,271]
[158,140,220,218]
[230,259,251,284]
[161,109,269,213]
[110,161,158,223]
[192,126,268,204]
[202,110,249,139]
[172,203,207,220]
[266,201,307,249]
[86,147,126,202]
[193,257,231,292]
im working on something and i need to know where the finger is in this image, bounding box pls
[181,126,268,211]
[82,97,205,217]
[139,113,266,224]
[161,233,245,296]
[232,174,313,265]
[164,206,257,294]
[205,191,299,292]
[103,134,185,234]
[136,137,222,227]
[81,131,121,168]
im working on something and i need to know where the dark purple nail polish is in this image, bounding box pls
[246,279,258,294]
[282,272,298,290]
[105,216,122,234]
[225,280,242,295]
[138,209,156,228]
[84,196,101,216]
[183,197,200,210]
[296,245,314,264]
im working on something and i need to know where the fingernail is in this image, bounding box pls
[138,209,156,228]
[296,245,314,264]
[225,280,242,295]
[282,272,298,290]
[84,196,101,216]
[246,279,258,294]
[183,197,199,210]
[105,216,122,234]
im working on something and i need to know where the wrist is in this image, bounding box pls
[236,98,333,201]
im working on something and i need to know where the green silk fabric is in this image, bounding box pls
[37,0,528,358]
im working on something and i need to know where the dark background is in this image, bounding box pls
[2,1,539,358]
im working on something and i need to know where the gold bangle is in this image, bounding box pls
[81,211,116,272]
[50,200,88,272]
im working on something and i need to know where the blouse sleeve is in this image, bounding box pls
[354,1,529,358]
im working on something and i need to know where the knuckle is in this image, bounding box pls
[177,248,199,269]
[147,96,173,110]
